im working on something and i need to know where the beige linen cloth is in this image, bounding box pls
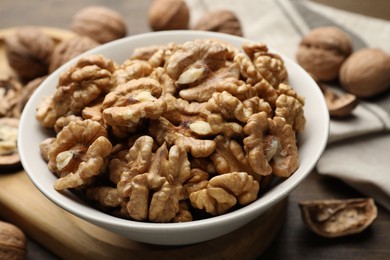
[188,0,390,211]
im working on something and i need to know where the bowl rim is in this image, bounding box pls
[19,30,329,233]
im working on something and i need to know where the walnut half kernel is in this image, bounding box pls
[299,198,377,238]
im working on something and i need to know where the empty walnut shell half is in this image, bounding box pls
[320,85,358,117]
[299,198,377,238]
[0,117,20,170]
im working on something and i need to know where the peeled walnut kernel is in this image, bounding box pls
[299,198,377,238]
[189,172,259,215]
[296,26,352,81]
[47,120,112,190]
[4,26,54,80]
[0,220,26,260]
[148,0,190,31]
[242,42,288,88]
[70,6,127,44]
[193,9,243,36]
[188,121,213,136]
[340,48,390,98]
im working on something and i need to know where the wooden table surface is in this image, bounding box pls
[1,1,389,259]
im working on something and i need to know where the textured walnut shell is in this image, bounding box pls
[0,221,26,260]
[4,26,55,80]
[49,35,99,73]
[0,117,20,170]
[340,48,390,98]
[193,10,243,36]
[148,0,190,31]
[70,6,127,44]
[299,198,377,238]
[296,26,352,81]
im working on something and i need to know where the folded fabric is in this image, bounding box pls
[188,0,390,211]
[301,1,390,211]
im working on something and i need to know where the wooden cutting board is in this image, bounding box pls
[0,27,287,259]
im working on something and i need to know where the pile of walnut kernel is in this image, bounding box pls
[36,39,305,223]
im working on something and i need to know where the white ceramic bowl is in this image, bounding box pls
[19,31,329,245]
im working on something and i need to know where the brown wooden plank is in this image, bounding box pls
[0,171,286,259]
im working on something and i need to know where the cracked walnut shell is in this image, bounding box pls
[299,198,377,238]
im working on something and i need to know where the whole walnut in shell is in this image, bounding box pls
[148,0,190,31]
[296,26,352,81]
[193,10,243,37]
[340,48,390,97]
[0,220,26,259]
[49,35,99,73]
[70,6,127,44]
[4,26,55,80]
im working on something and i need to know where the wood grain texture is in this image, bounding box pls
[0,171,286,259]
